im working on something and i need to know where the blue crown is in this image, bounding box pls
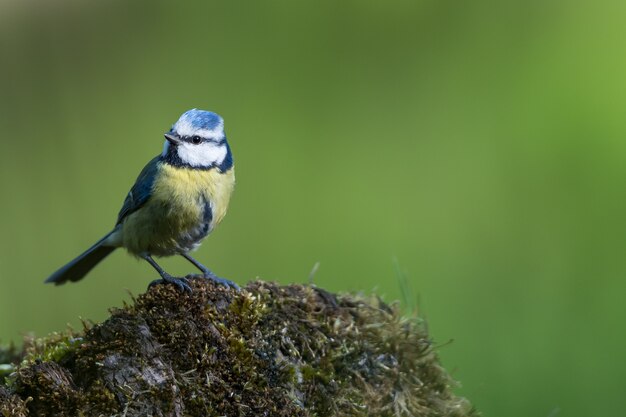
[177,109,223,131]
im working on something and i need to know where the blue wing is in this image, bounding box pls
[116,156,161,225]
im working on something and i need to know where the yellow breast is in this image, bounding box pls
[121,163,235,256]
[153,163,235,226]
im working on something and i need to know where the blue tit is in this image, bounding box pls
[45,109,238,292]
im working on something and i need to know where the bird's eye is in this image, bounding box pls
[191,136,202,145]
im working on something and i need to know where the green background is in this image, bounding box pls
[2,1,625,416]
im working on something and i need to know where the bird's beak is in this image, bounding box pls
[164,133,181,145]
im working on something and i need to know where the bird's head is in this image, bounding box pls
[162,109,232,170]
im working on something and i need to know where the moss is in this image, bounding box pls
[0,386,28,417]
[0,279,478,416]
[22,331,84,365]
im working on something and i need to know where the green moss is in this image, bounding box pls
[0,280,478,416]
[22,332,83,365]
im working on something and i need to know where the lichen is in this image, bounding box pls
[0,279,478,416]
[0,345,20,383]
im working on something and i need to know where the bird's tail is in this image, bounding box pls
[45,231,117,285]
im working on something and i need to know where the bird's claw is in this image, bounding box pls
[185,273,240,291]
[149,275,193,293]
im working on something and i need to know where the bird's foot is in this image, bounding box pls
[185,272,240,291]
[149,273,192,293]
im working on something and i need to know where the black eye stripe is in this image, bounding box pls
[182,135,203,144]
[181,135,224,144]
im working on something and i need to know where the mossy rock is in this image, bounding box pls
[1,280,477,416]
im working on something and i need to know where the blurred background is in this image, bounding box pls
[1,0,625,415]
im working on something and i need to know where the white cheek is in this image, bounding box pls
[176,142,227,167]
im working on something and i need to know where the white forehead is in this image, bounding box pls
[172,111,225,140]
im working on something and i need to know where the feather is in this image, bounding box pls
[116,156,160,224]
[45,231,117,284]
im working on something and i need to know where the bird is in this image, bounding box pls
[45,109,238,292]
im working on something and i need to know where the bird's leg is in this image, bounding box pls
[181,253,240,290]
[142,254,192,293]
